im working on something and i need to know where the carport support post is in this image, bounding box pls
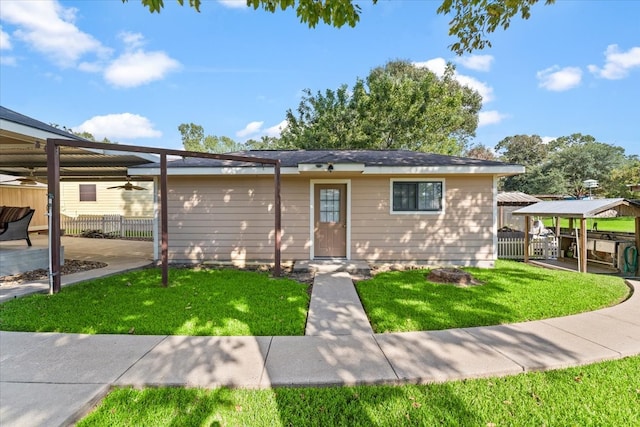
[46,139,62,294]
[160,154,169,287]
[523,215,530,262]
[274,161,281,277]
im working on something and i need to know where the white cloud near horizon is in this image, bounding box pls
[74,113,162,140]
[588,44,640,80]
[0,0,109,67]
[236,120,288,139]
[264,120,288,137]
[455,54,494,72]
[536,66,582,91]
[414,57,494,102]
[541,136,556,144]
[478,110,508,127]
[236,121,264,138]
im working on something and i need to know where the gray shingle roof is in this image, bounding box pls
[157,149,519,168]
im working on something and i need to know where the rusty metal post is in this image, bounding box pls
[523,215,530,263]
[46,139,62,293]
[274,160,282,277]
[160,154,168,286]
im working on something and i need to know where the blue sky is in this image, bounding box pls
[1,0,639,157]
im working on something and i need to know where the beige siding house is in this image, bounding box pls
[60,181,154,218]
[132,150,524,267]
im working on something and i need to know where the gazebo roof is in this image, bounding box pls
[512,198,640,219]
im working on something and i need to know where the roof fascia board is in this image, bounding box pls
[361,165,525,175]
[130,164,525,176]
[298,163,365,173]
[0,119,81,142]
[129,166,296,176]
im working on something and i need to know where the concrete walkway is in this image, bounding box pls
[1,254,640,426]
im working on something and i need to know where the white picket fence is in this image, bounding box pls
[498,236,559,260]
[61,214,153,239]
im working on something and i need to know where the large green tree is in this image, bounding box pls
[178,123,244,153]
[495,133,630,198]
[125,0,555,55]
[278,60,481,155]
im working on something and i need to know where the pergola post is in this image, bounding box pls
[524,215,530,262]
[160,154,168,286]
[46,140,62,293]
[579,217,588,273]
[274,161,282,277]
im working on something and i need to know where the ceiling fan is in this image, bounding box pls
[107,177,147,191]
[0,168,46,186]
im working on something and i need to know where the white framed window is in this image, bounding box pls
[390,179,444,214]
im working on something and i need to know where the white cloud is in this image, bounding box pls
[0,27,11,49]
[414,57,494,102]
[414,58,447,76]
[541,136,556,144]
[0,0,109,66]
[236,121,264,138]
[478,110,507,127]
[455,54,494,72]
[103,32,181,88]
[74,113,162,140]
[218,0,248,9]
[588,44,640,80]
[1,55,17,66]
[264,120,288,137]
[105,50,181,87]
[235,120,288,139]
[536,66,582,91]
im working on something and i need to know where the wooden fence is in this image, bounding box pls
[61,214,153,239]
[498,236,559,260]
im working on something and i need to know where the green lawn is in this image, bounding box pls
[0,268,309,336]
[542,216,635,233]
[77,355,640,426]
[356,260,629,333]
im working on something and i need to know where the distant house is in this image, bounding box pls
[131,150,524,267]
[497,191,541,231]
[60,180,154,218]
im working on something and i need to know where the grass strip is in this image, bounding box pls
[0,268,309,336]
[77,355,640,426]
[356,260,629,332]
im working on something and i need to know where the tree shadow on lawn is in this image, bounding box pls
[272,382,485,426]
[0,267,310,337]
[356,264,564,332]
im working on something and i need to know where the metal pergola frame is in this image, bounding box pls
[46,138,282,293]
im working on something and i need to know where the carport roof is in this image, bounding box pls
[0,106,157,180]
[512,198,640,218]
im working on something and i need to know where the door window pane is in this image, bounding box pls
[319,188,340,223]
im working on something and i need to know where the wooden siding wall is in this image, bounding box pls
[350,176,495,265]
[165,174,496,266]
[60,181,154,217]
[0,185,48,228]
[166,176,310,263]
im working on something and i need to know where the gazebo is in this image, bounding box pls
[513,198,640,274]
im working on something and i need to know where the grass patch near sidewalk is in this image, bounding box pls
[356,260,629,333]
[0,268,309,336]
[77,355,640,426]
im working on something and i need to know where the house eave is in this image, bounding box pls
[130,164,525,177]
